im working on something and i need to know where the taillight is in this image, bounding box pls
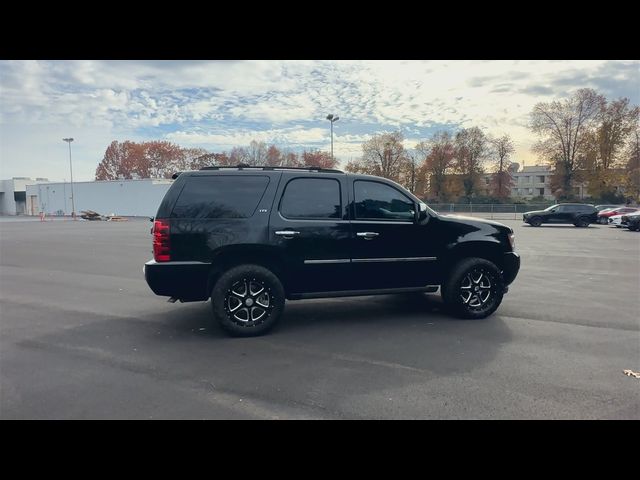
[153,219,171,262]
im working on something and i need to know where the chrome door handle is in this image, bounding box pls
[275,230,300,239]
[357,231,379,240]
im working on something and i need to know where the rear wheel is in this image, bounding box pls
[528,216,542,227]
[574,216,590,227]
[211,264,285,336]
[442,258,504,319]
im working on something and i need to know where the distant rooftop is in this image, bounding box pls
[520,165,551,172]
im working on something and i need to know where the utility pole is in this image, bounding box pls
[63,138,76,219]
[326,114,340,162]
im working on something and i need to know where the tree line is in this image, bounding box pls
[95,87,638,203]
[95,140,337,181]
[345,128,516,202]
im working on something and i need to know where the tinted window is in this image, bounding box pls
[280,178,341,219]
[171,175,269,219]
[354,181,415,221]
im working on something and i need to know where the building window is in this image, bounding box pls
[538,188,545,196]
[537,176,545,183]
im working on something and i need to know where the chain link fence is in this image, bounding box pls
[427,203,555,220]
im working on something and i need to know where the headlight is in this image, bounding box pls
[508,233,515,250]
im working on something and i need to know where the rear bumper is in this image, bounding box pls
[501,252,520,286]
[144,260,211,301]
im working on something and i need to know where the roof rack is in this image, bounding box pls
[199,164,344,174]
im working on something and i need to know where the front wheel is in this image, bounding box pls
[442,258,505,319]
[211,264,285,336]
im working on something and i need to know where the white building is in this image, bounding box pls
[24,178,173,217]
[510,165,554,200]
[0,177,50,215]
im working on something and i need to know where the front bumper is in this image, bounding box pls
[501,252,520,286]
[144,260,211,301]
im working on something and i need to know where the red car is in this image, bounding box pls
[597,207,638,224]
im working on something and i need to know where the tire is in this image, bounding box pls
[574,216,590,227]
[211,264,285,337]
[528,216,542,227]
[441,257,505,319]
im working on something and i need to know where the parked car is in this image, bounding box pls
[624,213,640,231]
[595,204,621,212]
[597,207,638,224]
[522,203,598,227]
[144,165,520,336]
[620,211,640,230]
[607,214,625,227]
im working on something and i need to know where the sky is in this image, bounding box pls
[1,60,638,181]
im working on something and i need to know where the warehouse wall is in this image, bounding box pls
[25,179,174,217]
[0,180,16,215]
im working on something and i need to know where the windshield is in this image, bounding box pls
[544,204,559,211]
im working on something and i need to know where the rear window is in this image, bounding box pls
[171,175,269,219]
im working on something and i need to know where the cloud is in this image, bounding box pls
[1,60,638,180]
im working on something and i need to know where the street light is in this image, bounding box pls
[63,138,76,220]
[326,114,340,161]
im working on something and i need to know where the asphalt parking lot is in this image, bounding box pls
[1,217,638,419]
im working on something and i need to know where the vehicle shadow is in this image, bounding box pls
[520,224,600,229]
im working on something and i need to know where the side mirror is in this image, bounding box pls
[149,217,155,222]
[417,202,429,221]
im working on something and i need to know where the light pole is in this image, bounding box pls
[326,114,339,162]
[63,138,76,219]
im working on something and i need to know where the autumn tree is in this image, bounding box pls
[623,128,640,202]
[489,134,515,199]
[531,88,605,199]
[301,149,338,169]
[281,150,302,167]
[454,127,488,198]
[95,140,146,180]
[582,98,639,199]
[416,131,456,201]
[346,131,408,182]
[266,145,282,166]
[144,141,186,179]
[227,146,247,165]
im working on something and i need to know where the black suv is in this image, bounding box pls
[522,203,598,227]
[145,166,520,336]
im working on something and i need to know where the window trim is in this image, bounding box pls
[278,177,343,221]
[353,179,417,222]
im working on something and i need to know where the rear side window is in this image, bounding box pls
[171,176,269,219]
[570,205,594,212]
[354,180,415,221]
[279,178,341,219]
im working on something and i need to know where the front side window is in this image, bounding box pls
[354,180,415,221]
[279,178,341,219]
